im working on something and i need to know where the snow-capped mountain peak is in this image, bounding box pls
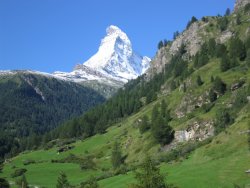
[83,25,151,82]
[54,25,151,84]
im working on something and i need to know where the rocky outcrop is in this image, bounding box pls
[146,47,172,76]
[234,0,249,12]
[175,91,210,118]
[218,31,233,44]
[22,76,46,101]
[175,120,214,142]
[170,22,203,57]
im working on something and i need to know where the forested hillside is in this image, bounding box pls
[0,72,105,159]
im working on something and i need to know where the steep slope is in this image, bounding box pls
[0,71,105,158]
[54,25,151,84]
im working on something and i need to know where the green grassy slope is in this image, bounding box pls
[1,64,249,187]
[99,110,250,188]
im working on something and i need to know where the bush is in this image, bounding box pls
[218,17,228,31]
[23,159,36,166]
[202,103,215,113]
[209,89,217,102]
[0,178,10,188]
[11,168,27,178]
[244,3,250,12]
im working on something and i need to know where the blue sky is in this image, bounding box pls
[0,0,235,73]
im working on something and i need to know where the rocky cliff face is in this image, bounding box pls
[234,0,250,12]
[146,21,206,77]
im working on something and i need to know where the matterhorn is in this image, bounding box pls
[54,25,151,84]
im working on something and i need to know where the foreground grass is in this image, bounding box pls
[99,113,250,188]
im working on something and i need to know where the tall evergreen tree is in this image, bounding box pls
[196,75,204,86]
[56,171,69,188]
[225,8,231,16]
[160,100,167,118]
[151,105,159,123]
[208,38,216,56]
[132,155,168,188]
[229,37,246,61]
[138,115,150,134]
[111,141,123,169]
[213,77,227,95]
[220,54,231,72]
[152,116,174,145]
[158,41,164,49]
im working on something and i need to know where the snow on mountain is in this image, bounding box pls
[54,25,151,83]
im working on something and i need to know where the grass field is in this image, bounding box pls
[99,112,250,188]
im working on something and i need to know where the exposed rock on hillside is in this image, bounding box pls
[234,0,250,12]
[175,120,214,142]
[175,91,210,118]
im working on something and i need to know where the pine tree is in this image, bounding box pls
[173,31,179,40]
[160,100,167,118]
[218,17,228,31]
[139,115,150,134]
[211,76,215,83]
[186,16,198,29]
[209,89,217,102]
[56,171,69,188]
[229,37,246,61]
[158,41,164,49]
[111,141,122,169]
[225,8,231,16]
[152,116,174,145]
[151,105,159,123]
[133,155,167,188]
[213,77,227,95]
[220,54,230,72]
[196,75,203,86]
[208,38,216,56]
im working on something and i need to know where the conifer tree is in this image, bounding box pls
[133,155,168,188]
[111,141,122,169]
[56,171,69,188]
[196,75,203,86]
[229,37,246,61]
[225,8,231,16]
[139,115,150,134]
[213,77,227,95]
[220,54,230,72]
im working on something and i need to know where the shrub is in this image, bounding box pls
[11,168,27,178]
[23,159,36,166]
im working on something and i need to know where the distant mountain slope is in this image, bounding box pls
[0,71,105,158]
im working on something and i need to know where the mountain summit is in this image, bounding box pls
[54,25,151,83]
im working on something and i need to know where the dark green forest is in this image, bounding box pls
[0,73,105,158]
